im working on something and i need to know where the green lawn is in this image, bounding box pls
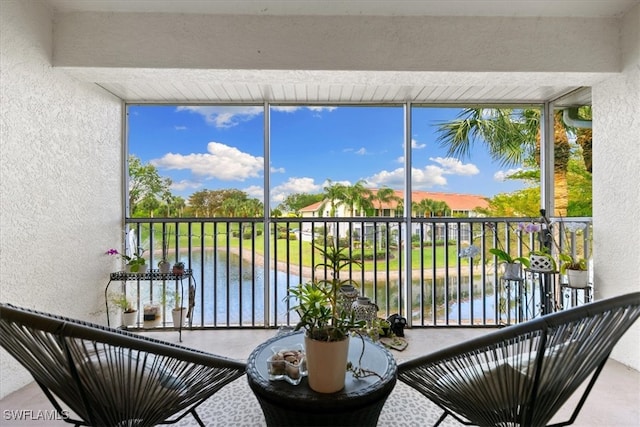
[145,223,468,271]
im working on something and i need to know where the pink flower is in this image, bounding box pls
[106,248,119,256]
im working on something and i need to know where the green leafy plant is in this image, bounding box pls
[488,248,530,267]
[559,253,587,273]
[109,292,136,313]
[106,248,147,272]
[287,242,365,342]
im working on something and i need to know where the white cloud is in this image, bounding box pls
[307,106,337,112]
[366,168,406,188]
[271,106,301,113]
[429,157,479,176]
[174,125,187,131]
[243,185,265,201]
[411,166,449,189]
[365,165,449,190]
[494,168,523,181]
[170,180,203,191]
[412,138,426,149]
[355,147,367,155]
[177,106,263,128]
[151,142,263,181]
[271,177,322,203]
[270,166,286,174]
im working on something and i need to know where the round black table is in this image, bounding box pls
[246,331,397,426]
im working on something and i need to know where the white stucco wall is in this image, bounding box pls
[0,0,123,397]
[592,2,640,370]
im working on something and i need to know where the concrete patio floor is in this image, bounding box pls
[1,328,638,426]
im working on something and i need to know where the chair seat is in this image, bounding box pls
[0,303,247,426]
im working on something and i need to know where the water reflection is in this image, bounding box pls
[140,250,539,326]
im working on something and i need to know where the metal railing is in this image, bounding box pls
[120,216,592,329]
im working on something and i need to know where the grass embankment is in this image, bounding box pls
[145,222,469,271]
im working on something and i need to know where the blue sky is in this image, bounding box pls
[128,105,527,205]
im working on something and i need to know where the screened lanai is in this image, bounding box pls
[1,0,638,405]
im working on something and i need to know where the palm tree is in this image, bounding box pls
[412,198,449,217]
[373,186,401,216]
[341,180,373,216]
[435,108,582,216]
[319,180,347,217]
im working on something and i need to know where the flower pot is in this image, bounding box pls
[122,310,138,327]
[566,269,589,288]
[171,307,187,327]
[503,262,523,279]
[127,264,148,274]
[529,254,554,272]
[158,260,171,274]
[304,335,349,393]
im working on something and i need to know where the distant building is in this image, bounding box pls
[296,189,489,243]
[298,189,489,218]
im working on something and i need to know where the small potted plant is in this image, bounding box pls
[106,248,147,273]
[287,242,366,393]
[489,248,530,279]
[110,292,137,327]
[124,251,147,274]
[172,261,185,275]
[166,290,187,327]
[158,226,172,274]
[559,253,589,288]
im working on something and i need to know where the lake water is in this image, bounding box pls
[137,250,567,326]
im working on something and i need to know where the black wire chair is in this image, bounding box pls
[0,303,246,426]
[398,292,640,427]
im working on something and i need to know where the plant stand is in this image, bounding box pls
[105,269,197,342]
[524,268,561,317]
[500,277,526,324]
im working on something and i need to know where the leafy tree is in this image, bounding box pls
[278,193,324,214]
[128,155,172,217]
[188,189,248,217]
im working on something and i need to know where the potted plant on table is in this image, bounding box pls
[287,242,366,393]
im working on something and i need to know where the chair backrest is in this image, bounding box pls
[398,292,640,427]
[0,303,246,426]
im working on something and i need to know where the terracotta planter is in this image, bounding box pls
[566,269,589,288]
[304,335,349,393]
